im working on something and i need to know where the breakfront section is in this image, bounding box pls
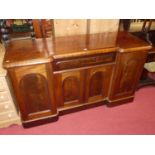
[7,63,57,127]
[53,52,116,109]
[53,64,114,109]
[109,50,148,104]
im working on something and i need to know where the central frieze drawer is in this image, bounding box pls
[53,52,116,71]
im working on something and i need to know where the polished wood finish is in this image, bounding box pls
[4,38,54,68]
[3,31,152,128]
[53,32,118,56]
[7,63,57,123]
[54,70,85,108]
[109,51,148,102]
[32,20,43,38]
[85,64,113,103]
[53,52,116,71]
[117,31,151,52]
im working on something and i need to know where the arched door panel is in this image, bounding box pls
[85,65,113,102]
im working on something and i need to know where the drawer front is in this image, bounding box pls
[53,52,116,71]
[0,92,10,103]
[0,78,6,91]
[0,111,18,122]
[0,102,14,113]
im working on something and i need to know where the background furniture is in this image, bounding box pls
[0,19,35,43]
[120,19,155,87]
[32,19,53,38]
[139,46,155,87]
[0,44,21,128]
[33,19,119,38]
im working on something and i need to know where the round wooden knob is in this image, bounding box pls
[8,114,12,118]
[4,105,9,109]
[5,60,10,63]
[72,23,79,28]
[0,95,4,99]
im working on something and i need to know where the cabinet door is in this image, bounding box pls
[54,70,85,108]
[109,51,147,101]
[8,64,57,121]
[85,64,113,103]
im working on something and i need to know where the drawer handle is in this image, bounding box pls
[8,114,12,118]
[0,84,3,88]
[4,105,9,109]
[0,95,4,99]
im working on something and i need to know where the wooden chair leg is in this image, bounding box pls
[141,19,153,45]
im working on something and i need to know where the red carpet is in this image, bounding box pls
[0,86,155,135]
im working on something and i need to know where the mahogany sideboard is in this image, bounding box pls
[3,31,151,128]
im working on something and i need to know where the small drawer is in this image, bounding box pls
[0,92,10,103]
[0,111,18,122]
[53,52,116,71]
[0,78,6,91]
[0,102,13,113]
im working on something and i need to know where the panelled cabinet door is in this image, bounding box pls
[85,64,113,103]
[54,70,85,108]
[109,51,147,101]
[8,64,57,121]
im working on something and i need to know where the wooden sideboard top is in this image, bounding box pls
[3,38,54,68]
[3,31,152,68]
[117,32,152,52]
